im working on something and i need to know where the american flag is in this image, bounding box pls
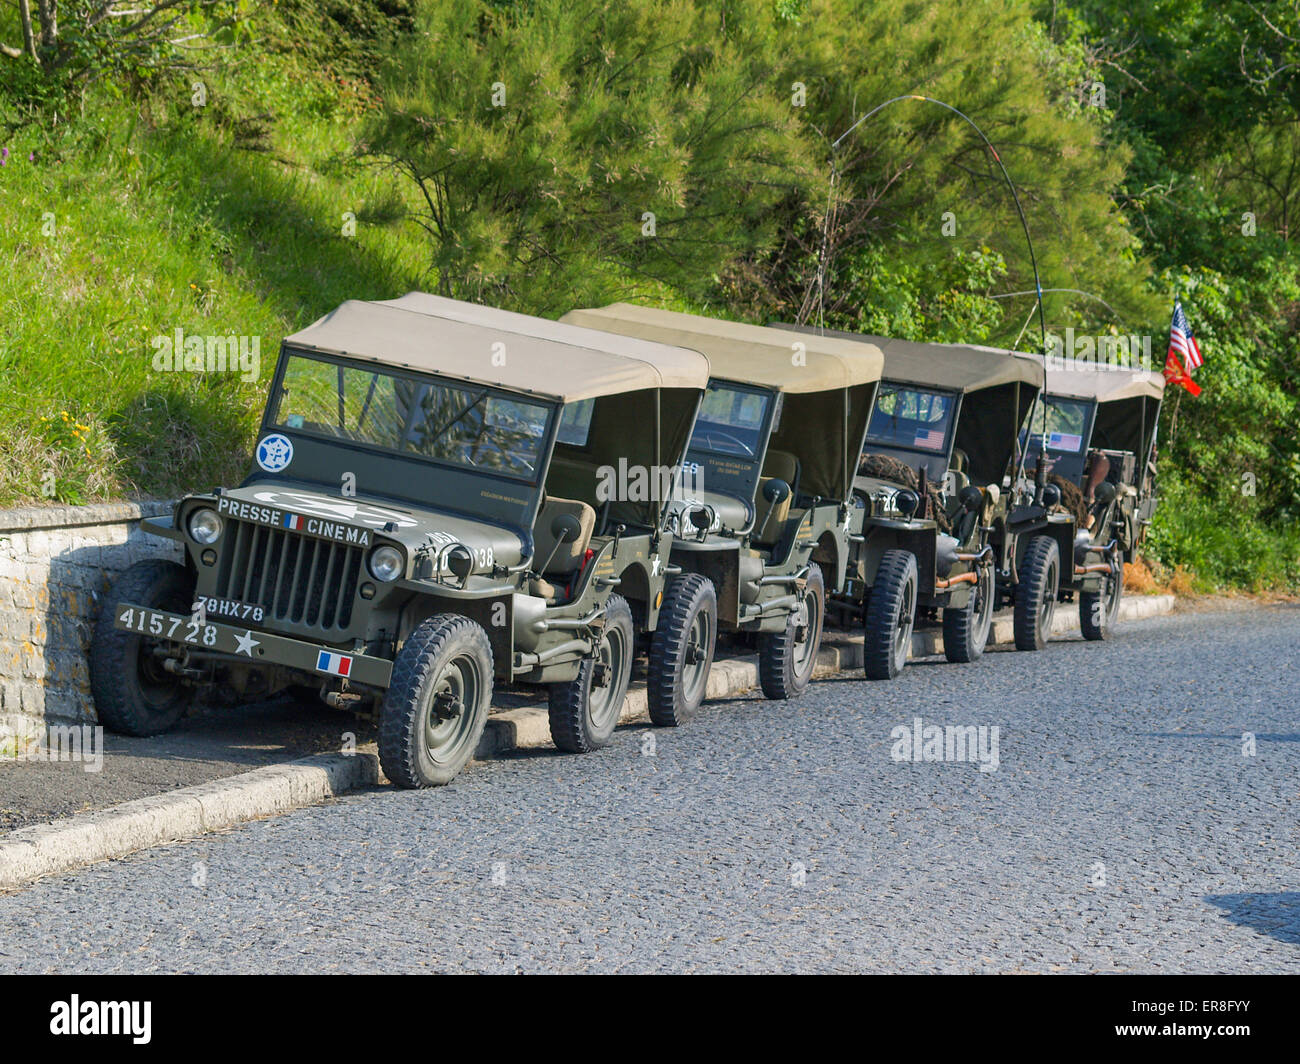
[1169,301,1203,370]
[1164,300,1204,396]
[914,427,945,450]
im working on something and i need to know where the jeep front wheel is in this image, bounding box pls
[379,615,493,788]
[758,565,825,699]
[90,560,198,736]
[1079,554,1123,641]
[548,594,634,752]
[647,574,717,726]
[863,550,917,680]
[1013,535,1060,651]
[943,562,994,663]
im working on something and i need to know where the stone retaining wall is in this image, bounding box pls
[0,501,179,731]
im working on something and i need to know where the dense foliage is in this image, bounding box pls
[1,0,1295,587]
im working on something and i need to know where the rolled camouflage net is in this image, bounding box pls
[858,452,952,533]
[1049,473,1088,527]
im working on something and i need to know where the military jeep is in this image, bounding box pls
[1015,355,1166,642]
[90,293,709,786]
[563,304,882,718]
[778,328,1043,678]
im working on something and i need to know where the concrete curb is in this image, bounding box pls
[0,593,1176,890]
[478,593,1178,753]
[0,752,377,891]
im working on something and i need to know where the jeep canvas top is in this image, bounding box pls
[91,292,711,787]
[562,303,883,712]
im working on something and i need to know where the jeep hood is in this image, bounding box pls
[217,483,527,572]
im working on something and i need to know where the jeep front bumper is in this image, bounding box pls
[113,603,394,687]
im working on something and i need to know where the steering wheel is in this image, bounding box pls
[698,430,752,456]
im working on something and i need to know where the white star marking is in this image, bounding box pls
[234,630,261,657]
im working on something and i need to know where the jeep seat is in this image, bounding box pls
[753,449,800,544]
[529,495,596,602]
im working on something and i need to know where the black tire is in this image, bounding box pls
[863,550,918,680]
[943,562,994,663]
[758,565,825,699]
[1079,554,1123,641]
[90,559,198,736]
[1014,535,1060,651]
[378,614,492,788]
[647,573,717,727]
[548,594,634,752]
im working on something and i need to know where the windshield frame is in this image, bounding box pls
[686,378,777,464]
[1021,394,1096,458]
[864,380,960,460]
[265,347,559,488]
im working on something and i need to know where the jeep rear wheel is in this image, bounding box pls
[647,574,717,727]
[90,560,198,736]
[548,594,634,752]
[1080,554,1123,641]
[1014,535,1060,651]
[863,550,917,680]
[758,565,825,699]
[379,615,492,788]
[943,562,994,663]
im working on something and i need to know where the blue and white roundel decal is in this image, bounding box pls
[256,433,294,473]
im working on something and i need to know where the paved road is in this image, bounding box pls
[0,605,1296,973]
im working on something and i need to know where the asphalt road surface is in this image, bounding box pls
[1,605,1296,973]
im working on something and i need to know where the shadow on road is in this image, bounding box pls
[1141,732,1300,743]
[1204,893,1300,945]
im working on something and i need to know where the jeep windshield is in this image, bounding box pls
[272,352,553,481]
[1022,396,1093,455]
[688,381,773,459]
[865,383,955,455]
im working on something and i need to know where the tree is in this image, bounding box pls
[360,0,823,315]
[2,1,246,86]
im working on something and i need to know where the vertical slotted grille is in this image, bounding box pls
[213,519,363,631]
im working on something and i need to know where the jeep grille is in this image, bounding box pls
[214,520,363,631]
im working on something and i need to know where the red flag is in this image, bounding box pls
[1163,352,1201,396]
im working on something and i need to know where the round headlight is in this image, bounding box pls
[188,507,223,544]
[894,489,920,518]
[369,545,404,582]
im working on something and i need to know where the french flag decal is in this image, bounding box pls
[283,513,304,531]
[316,650,353,677]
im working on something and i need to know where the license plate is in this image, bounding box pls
[115,606,219,647]
[194,595,266,624]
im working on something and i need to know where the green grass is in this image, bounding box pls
[1144,475,1300,592]
[0,7,427,504]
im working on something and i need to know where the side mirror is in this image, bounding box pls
[959,485,984,512]
[762,478,791,504]
[1041,483,1062,508]
[688,506,713,531]
[550,513,583,543]
[1094,481,1118,506]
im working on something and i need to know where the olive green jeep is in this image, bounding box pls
[564,305,882,718]
[1013,355,1166,643]
[90,293,708,786]
[778,328,1043,678]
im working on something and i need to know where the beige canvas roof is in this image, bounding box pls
[562,304,883,393]
[775,325,1043,393]
[283,292,710,403]
[1029,354,1166,403]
